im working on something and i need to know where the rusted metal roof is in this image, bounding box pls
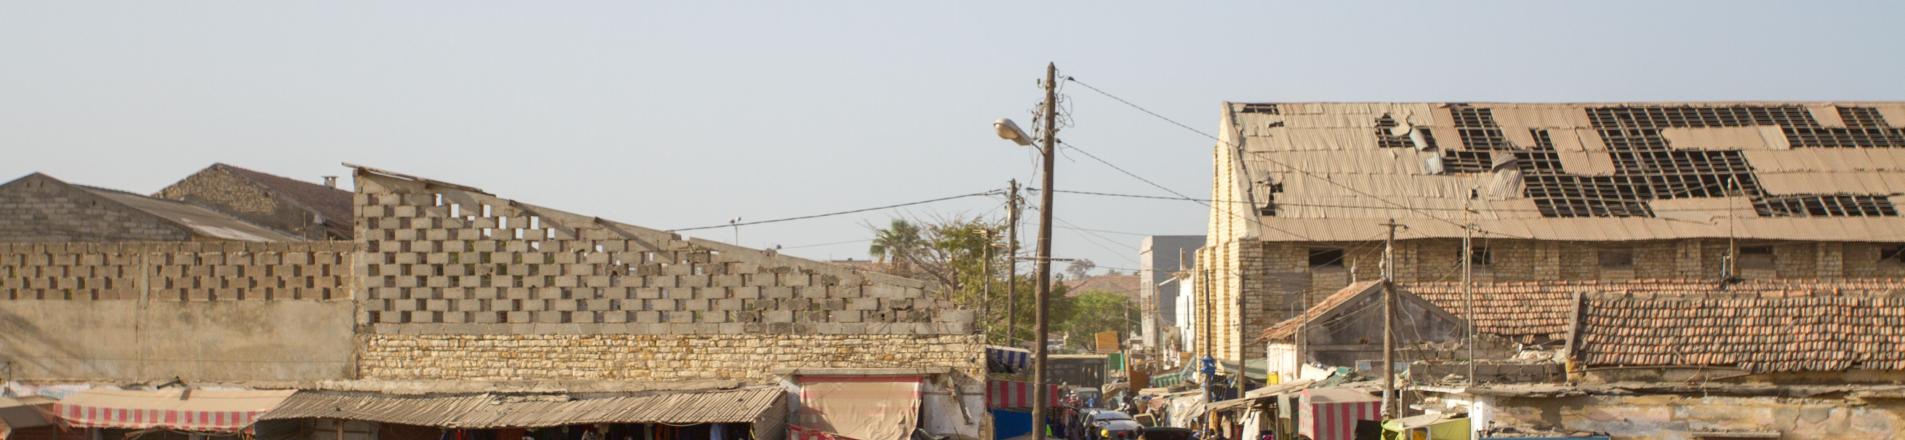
[259,388,783,428]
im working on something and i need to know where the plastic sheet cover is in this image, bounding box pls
[795,376,921,440]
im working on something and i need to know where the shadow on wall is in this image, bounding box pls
[0,303,85,379]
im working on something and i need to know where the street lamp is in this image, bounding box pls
[996,62,1059,439]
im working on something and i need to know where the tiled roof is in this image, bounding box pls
[1260,281,1382,341]
[1406,279,1905,344]
[1064,274,1141,300]
[1220,102,1905,242]
[214,163,353,237]
[1576,292,1905,372]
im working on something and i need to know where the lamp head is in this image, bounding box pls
[994,118,1034,146]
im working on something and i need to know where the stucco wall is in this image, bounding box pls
[0,299,356,382]
[1488,394,1905,440]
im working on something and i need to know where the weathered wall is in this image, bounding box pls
[1488,394,1905,440]
[0,174,193,242]
[0,242,356,301]
[354,174,971,333]
[156,166,335,240]
[350,171,984,386]
[0,299,356,382]
[1190,237,1905,361]
[358,333,985,384]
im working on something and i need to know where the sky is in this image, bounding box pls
[3,2,1902,274]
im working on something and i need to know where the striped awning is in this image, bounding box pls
[985,346,1030,374]
[55,389,294,433]
[984,380,1058,409]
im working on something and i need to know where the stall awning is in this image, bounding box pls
[259,388,783,428]
[986,346,1030,374]
[55,389,294,433]
[1,397,57,440]
[984,380,1058,409]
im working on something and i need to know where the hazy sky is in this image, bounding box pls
[4,2,1902,273]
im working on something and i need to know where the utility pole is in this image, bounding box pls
[983,228,995,344]
[1463,192,1476,388]
[1201,267,1216,436]
[1006,179,1022,348]
[1381,219,1401,419]
[1029,62,1060,439]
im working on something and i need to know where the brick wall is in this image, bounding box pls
[157,166,335,240]
[358,333,986,384]
[0,241,355,301]
[0,174,192,242]
[1189,238,1905,363]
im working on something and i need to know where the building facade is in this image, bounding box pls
[1138,235,1203,350]
[1197,102,1905,363]
[0,165,989,440]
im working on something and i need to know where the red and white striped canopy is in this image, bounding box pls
[1298,388,1382,440]
[984,380,1059,409]
[54,389,294,433]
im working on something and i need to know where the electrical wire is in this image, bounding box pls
[1063,76,1535,239]
[668,189,1004,232]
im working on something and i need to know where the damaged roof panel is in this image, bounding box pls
[1232,102,1905,242]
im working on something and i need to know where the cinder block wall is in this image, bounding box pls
[353,173,983,383]
[0,241,356,301]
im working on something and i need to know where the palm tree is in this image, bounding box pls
[868,219,923,273]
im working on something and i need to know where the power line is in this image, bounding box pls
[1033,186,1784,214]
[669,189,1004,232]
[1063,76,1533,239]
[1055,139,1316,240]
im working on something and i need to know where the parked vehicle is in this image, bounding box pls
[1084,410,1143,440]
[1136,427,1192,440]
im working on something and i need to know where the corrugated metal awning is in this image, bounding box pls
[259,388,783,428]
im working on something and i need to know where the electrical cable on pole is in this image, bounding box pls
[1028,62,1059,439]
[1007,180,1022,349]
[1381,219,1403,419]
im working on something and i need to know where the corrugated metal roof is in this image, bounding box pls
[260,388,783,428]
[80,187,300,242]
[1227,102,1905,242]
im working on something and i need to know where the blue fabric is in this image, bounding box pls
[992,409,1033,440]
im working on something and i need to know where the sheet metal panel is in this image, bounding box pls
[259,388,782,428]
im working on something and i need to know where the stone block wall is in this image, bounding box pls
[156,165,338,240]
[0,241,356,301]
[0,174,193,242]
[357,333,986,384]
[354,173,973,335]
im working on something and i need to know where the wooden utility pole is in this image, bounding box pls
[983,228,994,343]
[1381,219,1401,418]
[1006,179,1021,348]
[1029,62,1060,438]
[1463,192,1476,387]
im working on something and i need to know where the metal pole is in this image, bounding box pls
[1007,179,1021,348]
[1030,62,1060,439]
[1381,219,1400,418]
